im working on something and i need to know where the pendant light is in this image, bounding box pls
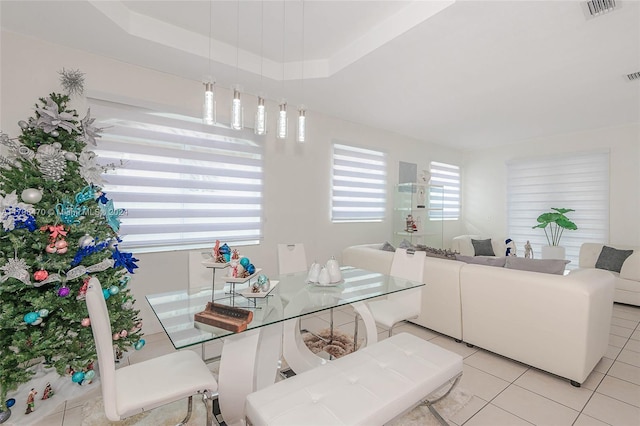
[231,0,243,130]
[296,0,306,143]
[276,1,288,139]
[203,0,216,125]
[255,1,267,135]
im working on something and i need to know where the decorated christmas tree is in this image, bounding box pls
[0,71,142,418]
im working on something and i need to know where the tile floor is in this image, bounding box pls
[36,303,640,425]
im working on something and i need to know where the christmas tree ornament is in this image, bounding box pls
[79,109,103,146]
[31,317,43,326]
[59,68,85,96]
[71,371,85,383]
[246,263,256,275]
[119,275,131,288]
[57,286,70,297]
[50,130,60,137]
[37,309,49,318]
[112,333,120,341]
[55,200,82,225]
[108,285,120,295]
[0,256,31,285]
[35,97,79,134]
[23,312,39,324]
[122,300,133,310]
[45,244,57,254]
[119,330,127,338]
[134,339,146,350]
[54,239,68,253]
[75,186,95,204]
[107,239,119,252]
[98,199,124,231]
[78,234,95,248]
[102,289,111,300]
[64,152,77,161]
[240,257,250,268]
[20,188,42,204]
[35,143,66,181]
[18,120,28,129]
[84,370,95,381]
[111,248,139,274]
[80,318,90,327]
[78,150,105,185]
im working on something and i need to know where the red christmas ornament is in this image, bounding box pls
[34,270,49,281]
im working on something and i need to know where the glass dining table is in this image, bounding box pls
[146,266,424,425]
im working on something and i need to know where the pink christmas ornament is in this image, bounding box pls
[81,318,91,327]
[34,270,49,281]
[112,333,120,341]
[119,330,128,338]
[54,239,68,249]
[45,244,57,254]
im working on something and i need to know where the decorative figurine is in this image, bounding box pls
[41,383,54,400]
[406,215,416,232]
[114,346,123,363]
[24,388,37,414]
[525,240,533,258]
[505,238,517,256]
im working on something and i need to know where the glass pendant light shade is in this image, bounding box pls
[203,81,216,125]
[255,96,267,135]
[277,102,288,139]
[231,88,243,130]
[296,107,306,143]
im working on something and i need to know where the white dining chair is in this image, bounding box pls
[367,248,426,336]
[85,277,218,425]
[277,243,308,275]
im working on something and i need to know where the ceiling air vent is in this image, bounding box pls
[627,72,640,81]
[586,0,617,16]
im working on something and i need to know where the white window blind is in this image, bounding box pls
[331,143,386,222]
[507,151,609,267]
[88,99,263,251]
[429,161,460,220]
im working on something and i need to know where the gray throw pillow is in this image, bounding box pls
[398,239,415,250]
[455,254,507,267]
[471,238,495,256]
[505,257,570,275]
[595,246,634,273]
[380,241,396,252]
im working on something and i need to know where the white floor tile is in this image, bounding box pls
[464,403,534,426]
[464,350,529,383]
[447,395,488,425]
[573,413,613,426]
[513,368,594,411]
[59,405,83,426]
[395,322,441,341]
[617,349,640,368]
[492,385,579,425]
[608,360,640,386]
[316,309,355,326]
[31,410,64,426]
[612,305,640,322]
[581,369,606,391]
[458,364,510,401]
[605,344,623,360]
[593,357,615,374]
[583,392,640,425]
[596,375,640,408]
[630,329,640,342]
[609,333,630,348]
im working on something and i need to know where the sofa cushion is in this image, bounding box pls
[381,241,396,252]
[455,254,507,267]
[505,257,569,275]
[595,246,634,273]
[471,238,495,256]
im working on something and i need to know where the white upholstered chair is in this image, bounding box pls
[277,243,308,275]
[367,248,426,336]
[85,278,218,425]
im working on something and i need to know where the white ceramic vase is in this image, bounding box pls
[307,262,321,283]
[326,256,342,283]
[317,267,331,286]
[541,245,565,260]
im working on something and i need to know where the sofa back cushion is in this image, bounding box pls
[455,255,507,267]
[452,235,507,257]
[505,257,570,275]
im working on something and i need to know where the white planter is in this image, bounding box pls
[541,245,566,260]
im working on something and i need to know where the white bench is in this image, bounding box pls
[245,332,463,426]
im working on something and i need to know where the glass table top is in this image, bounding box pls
[146,266,424,350]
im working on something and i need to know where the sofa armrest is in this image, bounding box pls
[342,244,393,275]
[579,243,605,268]
[620,252,640,282]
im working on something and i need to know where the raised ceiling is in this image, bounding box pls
[2,1,639,150]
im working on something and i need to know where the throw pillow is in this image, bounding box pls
[380,241,396,252]
[471,238,495,256]
[595,246,634,273]
[455,254,507,267]
[398,239,416,250]
[505,257,570,275]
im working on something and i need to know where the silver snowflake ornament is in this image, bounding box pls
[59,68,85,96]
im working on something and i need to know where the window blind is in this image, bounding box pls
[429,161,460,220]
[331,143,386,222]
[507,151,609,267]
[88,99,263,251]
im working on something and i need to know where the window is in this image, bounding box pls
[89,98,263,251]
[429,161,460,220]
[331,143,386,222]
[507,151,609,267]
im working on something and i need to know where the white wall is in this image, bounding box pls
[460,123,640,249]
[1,31,462,333]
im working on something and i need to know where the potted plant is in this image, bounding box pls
[532,207,578,259]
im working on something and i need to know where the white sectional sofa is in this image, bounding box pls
[342,243,615,386]
[575,243,639,306]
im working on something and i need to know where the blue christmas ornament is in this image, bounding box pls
[134,339,146,350]
[103,289,111,300]
[99,199,124,232]
[96,191,109,204]
[257,274,268,285]
[84,370,96,381]
[119,275,131,288]
[108,285,120,295]
[75,186,95,204]
[71,371,85,383]
[246,263,256,275]
[11,208,37,232]
[55,199,83,225]
[240,257,250,268]
[23,312,39,324]
[219,244,231,262]
[38,309,49,318]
